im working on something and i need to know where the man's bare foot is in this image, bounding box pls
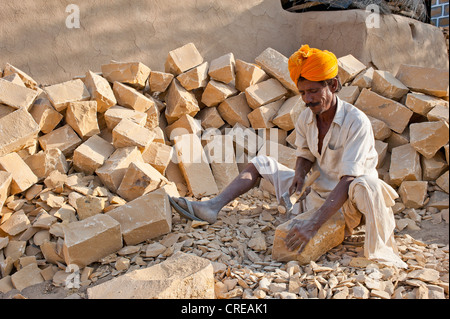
[170,197,220,224]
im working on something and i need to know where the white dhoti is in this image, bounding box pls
[251,155,407,268]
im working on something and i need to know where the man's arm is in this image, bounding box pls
[284,175,355,253]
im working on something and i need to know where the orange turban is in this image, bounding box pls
[288,44,338,84]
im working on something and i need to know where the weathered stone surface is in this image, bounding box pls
[371,70,409,101]
[65,101,100,139]
[141,142,173,175]
[104,105,147,130]
[235,59,269,92]
[165,43,203,76]
[165,79,200,124]
[248,98,284,129]
[0,108,40,157]
[421,153,448,181]
[0,210,30,236]
[409,121,449,159]
[38,124,82,157]
[113,81,155,113]
[62,214,123,268]
[337,54,366,84]
[2,63,38,89]
[112,118,155,150]
[201,80,238,107]
[398,181,428,209]
[196,106,225,130]
[149,70,174,93]
[389,144,422,187]
[83,70,117,113]
[76,195,107,220]
[107,187,172,245]
[272,95,306,131]
[354,88,413,134]
[405,92,446,116]
[101,61,151,90]
[351,67,374,89]
[29,97,63,134]
[396,64,449,98]
[272,209,345,264]
[87,251,214,299]
[10,263,43,291]
[43,79,90,112]
[337,86,360,104]
[217,92,252,127]
[176,62,209,91]
[427,104,449,123]
[0,152,38,195]
[244,78,287,109]
[73,135,115,175]
[25,148,68,180]
[367,115,392,141]
[208,53,235,84]
[436,170,449,194]
[165,114,202,142]
[0,78,39,110]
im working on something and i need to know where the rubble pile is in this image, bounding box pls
[0,42,448,299]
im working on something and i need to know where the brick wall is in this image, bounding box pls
[432,0,449,27]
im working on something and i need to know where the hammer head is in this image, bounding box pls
[281,191,294,214]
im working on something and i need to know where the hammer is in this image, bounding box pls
[281,170,320,214]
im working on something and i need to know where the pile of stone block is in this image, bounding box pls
[0,42,448,297]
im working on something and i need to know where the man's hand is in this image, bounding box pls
[284,218,319,253]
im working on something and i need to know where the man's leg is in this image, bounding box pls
[170,163,261,223]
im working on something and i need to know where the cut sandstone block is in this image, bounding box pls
[255,47,299,94]
[76,195,107,220]
[73,135,115,175]
[337,86,360,104]
[62,214,123,268]
[197,106,225,129]
[436,170,449,193]
[398,181,428,209]
[0,78,39,110]
[396,64,449,98]
[174,134,219,198]
[421,153,448,181]
[427,104,449,123]
[0,171,12,209]
[117,161,168,201]
[2,63,38,89]
[367,115,392,141]
[176,62,209,91]
[83,70,117,113]
[351,67,374,89]
[272,209,345,264]
[95,146,144,193]
[201,80,238,107]
[142,142,173,175]
[149,71,174,93]
[66,101,100,139]
[409,121,449,159]
[165,43,204,76]
[0,210,30,236]
[112,118,155,150]
[87,251,214,299]
[29,97,63,134]
[371,70,409,101]
[101,61,151,90]
[208,53,235,84]
[165,114,202,142]
[0,108,40,157]
[272,95,306,131]
[104,105,147,130]
[107,187,172,245]
[248,98,284,129]
[10,263,44,291]
[235,59,269,92]
[165,79,200,124]
[38,124,82,157]
[0,152,38,195]
[389,144,422,187]
[43,79,90,112]
[113,81,155,113]
[244,78,287,109]
[25,148,68,180]
[337,54,367,84]
[354,88,413,134]
[258,140,297,170]
[405,92,446,116]
[217,93,252,127]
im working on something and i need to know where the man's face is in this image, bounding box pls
[297,79,335,115]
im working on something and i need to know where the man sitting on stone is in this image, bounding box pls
[169,44,407,268]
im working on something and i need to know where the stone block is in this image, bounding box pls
[2,72,27,87]
[436,170,449,194]
[371,70,409,101]
[235,59,269,92]
[375,140,388,168]
[87,251,214,299]
[95,146,144,193]
[83,70,117,113]
[0,78,39,110]
[101,61,151,90]
[217,93,252,127]
[421,153,448,181]
[272,209,345,264]
[107,187,172,245]
[427,190,449,209]
[73,135,115,175]
[354,88,413,134]
[0,108,40,157]
[409,121,449,159]
[141,142,173,175]
[0,210,30,236]
[165,79,200,124]
[66,101,100,139]
[0,152,38,195]
[104,105,147,130]
[337,86,360,104]
[113,81,155,113]
[396,64,449,98]
[208,53,235,84]
[2,63,38,89]
[398,181,428,209]
[176,62,209,91]
[258,140,297,170]
[389,144,422,187]
[272,95,306,131]
[143,101,160,130]
[337,54,366,84]
[165,114,202,142]
[427,104,449,123]
[244,78,287,109]
[25,148,68,180]
[255,47,299,94]
[38,124,82,157]
[43,79,90,112]
[149,71,174,93]
[367,115,392,141]
[10,263,44,291]
[112,118,155,150]
[227,122,264,160]
[405,92,446,116]
[117,161,168,201]
[196,106,225,130]
[201,80,238,107]
[173,134,219,198]
[76,195,107,220]
[165,43,204,76]
[248,98,284,129]
[62,214,123,268]
[29,97,63,134]
[351,67,374,89]
[0,171,12,209]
